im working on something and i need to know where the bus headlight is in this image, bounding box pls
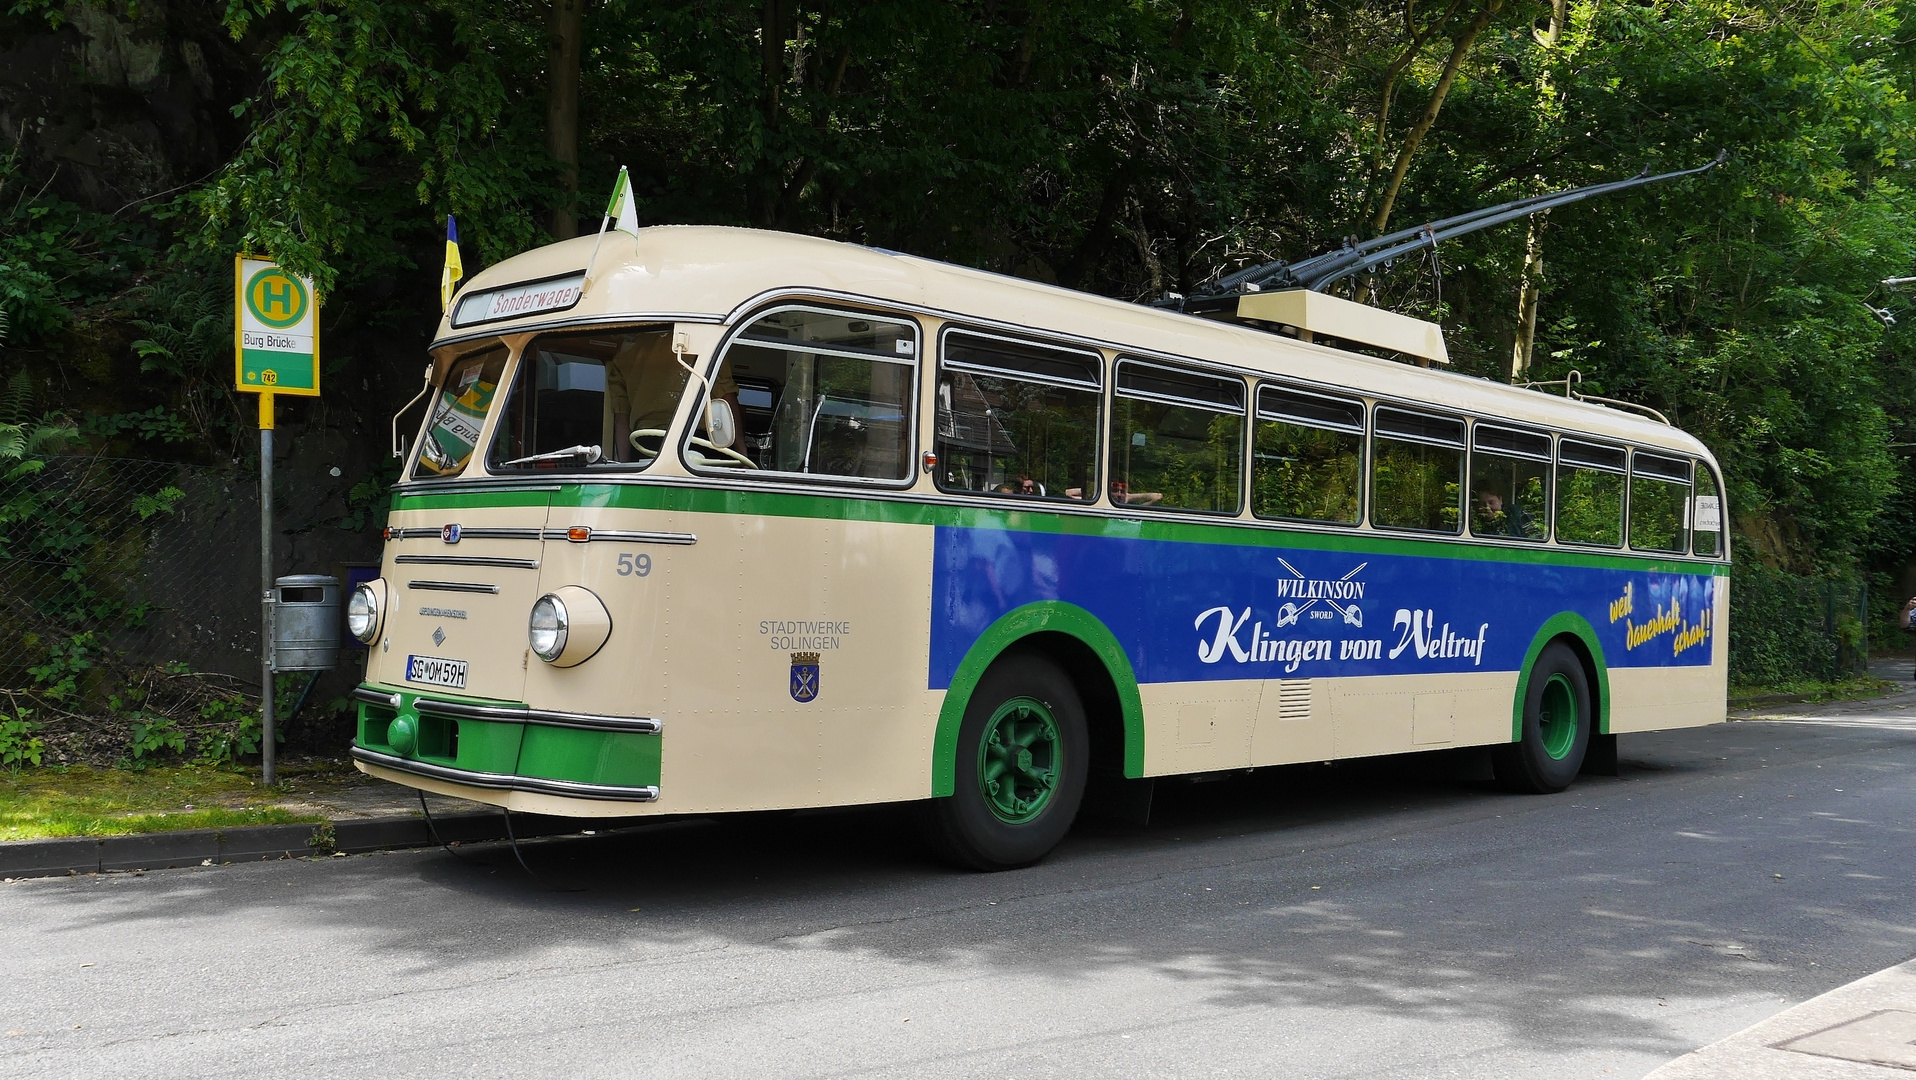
[529,586,611,667]
[347,580,386,644]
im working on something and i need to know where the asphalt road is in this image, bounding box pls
[8,679,1916,1080]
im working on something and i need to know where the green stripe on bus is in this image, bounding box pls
[931,601,1146,797]
[1510,614,1611,740]
[392,482,1727,576]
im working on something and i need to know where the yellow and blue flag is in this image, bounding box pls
[440,214,463,312]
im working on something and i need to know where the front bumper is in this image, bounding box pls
[352,684,662,807]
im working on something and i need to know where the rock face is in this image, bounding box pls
[0,2,252,212]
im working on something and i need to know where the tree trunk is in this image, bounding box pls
[1509,0,1564,381]
[1370,0,1504,234]
[1510,213,1546,379]
[545,0,585,239]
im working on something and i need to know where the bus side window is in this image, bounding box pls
[1692,464,1724,557]
[935,332,1102,500]
[1629,451,1691,554]
[1555,439,1625,547]
[711,308,918,480]
[1370,407,1464,533]
[1251,384,1363,525]
[1469,424,1551,541]
[1109,360,1245,513]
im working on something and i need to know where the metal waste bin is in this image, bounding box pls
[273,574,341,671]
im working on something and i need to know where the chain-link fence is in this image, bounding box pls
[0,455,262,691]
[1728,562,1869,687]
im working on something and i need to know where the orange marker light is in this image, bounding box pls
[567,526,592,542]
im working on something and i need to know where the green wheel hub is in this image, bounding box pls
[1538,673,1579,761]
[977,696,1062,824]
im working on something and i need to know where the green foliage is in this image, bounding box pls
[0,143,153,345]
[197,0,552,293]
[131,487,186,521]
[0,714,45,774]
[125,715,187,769]
[1556,468,1624,547]
[125,263,252,457]
[1728,562,1868,686]
[25,632,98,701]
[192,696,263,767]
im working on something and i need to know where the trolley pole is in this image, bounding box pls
[259,392,277,787]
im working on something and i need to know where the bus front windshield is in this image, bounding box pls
[413,346,509,479]
[487,327,691,472]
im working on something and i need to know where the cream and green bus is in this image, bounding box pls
[346,225,1728,870]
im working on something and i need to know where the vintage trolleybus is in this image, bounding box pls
[346,226,1728,870]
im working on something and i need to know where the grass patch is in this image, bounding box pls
[0,765,323,842]
[1729,676,1900,708]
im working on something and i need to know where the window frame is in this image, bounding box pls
[1250,381,1367,528]
[1553,437,1628,549]
[1466,422,1554,543]
[1368,404,1467,535]
[933,326,1107,504]
[1691,459,1728,559]
[1627,449,1693,554]
[1108,357,1249,516]
[683,301,924,489]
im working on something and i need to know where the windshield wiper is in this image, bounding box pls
[500,444,603,468]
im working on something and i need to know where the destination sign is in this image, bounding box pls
[451,271,587,328]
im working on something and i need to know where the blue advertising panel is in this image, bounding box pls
[929,525,1716,689]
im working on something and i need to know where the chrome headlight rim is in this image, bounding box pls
[529,592,569,662]
[347,580,385,644]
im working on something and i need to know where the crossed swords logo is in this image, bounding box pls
[1275,558,1367,628]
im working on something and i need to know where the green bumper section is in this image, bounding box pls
[352,685,661,802]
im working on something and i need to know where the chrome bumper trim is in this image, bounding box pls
[351,687,402,709]
[542,527,697,545]
[406,580,501,594]
[350,747,660,802]
[395,554,540,569]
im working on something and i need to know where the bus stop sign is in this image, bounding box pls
[235,256,320,396]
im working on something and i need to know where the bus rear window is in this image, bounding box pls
[413,347,508,479]
[488,328,687,472]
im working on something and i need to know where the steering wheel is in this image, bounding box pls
[629,428,758,469]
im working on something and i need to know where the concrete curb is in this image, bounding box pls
[0,811,590,879]
[1645,955,1916,1078]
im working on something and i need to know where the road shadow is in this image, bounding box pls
[14,718,1916,1067]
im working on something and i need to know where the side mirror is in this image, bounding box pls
[706,398,738,449]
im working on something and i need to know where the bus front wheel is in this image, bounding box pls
[924,653,1088,871]
[1493,641,1592,794]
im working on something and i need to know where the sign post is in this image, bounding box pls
[234,256,319,786]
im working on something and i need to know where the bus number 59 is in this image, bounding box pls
[616,553,652,577]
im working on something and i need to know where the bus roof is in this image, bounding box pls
[436,225,1715,464]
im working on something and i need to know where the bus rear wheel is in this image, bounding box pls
[924,653,1088,871]
[1493,641,1592,794]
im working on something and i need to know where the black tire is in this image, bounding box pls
[1492,641,1592,794]
[922,652,1089,871]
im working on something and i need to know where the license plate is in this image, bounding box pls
[405,654,468,689]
